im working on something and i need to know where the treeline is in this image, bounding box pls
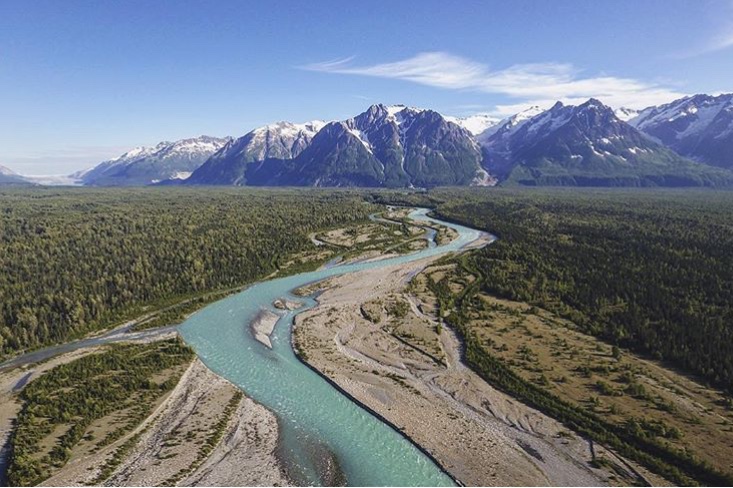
[0,188,376,358]
[410,187,733,393]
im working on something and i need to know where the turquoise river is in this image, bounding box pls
[177,209,484,486]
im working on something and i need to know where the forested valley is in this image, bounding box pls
[0,188,377,359]
[3,186,733,485]
[374,188,733,394]
[369,188,733,484]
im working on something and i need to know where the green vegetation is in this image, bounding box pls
[386,299,409,319]
[90,429,146,485]
[437,189,733,395]
[312,209,429,260]
[373,188,733,394]
[445,306,730,485]
[0,188,377,358]
[383,187,733,485]
[7,339,194,486]
[130,290,233,332]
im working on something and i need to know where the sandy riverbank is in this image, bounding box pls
[292,256,650,487]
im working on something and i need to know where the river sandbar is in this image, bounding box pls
[251,309,281,348]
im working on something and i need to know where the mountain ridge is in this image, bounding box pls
[628,93,733,170]
[481,98,732,187]
[188,104,493,188]
[36,93,733,189]
[77,135,230,186]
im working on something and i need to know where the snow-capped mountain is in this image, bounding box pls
[78,136,230,186]
[187,104,493,188]
[32,96,733,189]
[628,93,733,169]
[480,99,731,186]
[185,122,325,185]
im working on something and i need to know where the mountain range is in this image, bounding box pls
[628,93,733,170]
[480,99,731,187]
[5,94,733,188]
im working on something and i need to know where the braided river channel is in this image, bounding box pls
[177,209,484,486]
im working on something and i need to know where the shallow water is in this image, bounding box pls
[178,209,483,486]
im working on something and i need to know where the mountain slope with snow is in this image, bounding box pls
[629,93,733,169]
[23,96,733,189]
[186,122,324,185]
[445,113,500,135]
[188,104,492,188]
[614,107,640,121]
[79,136,230,186]
[481,99,732,187]
[0,164,33,185]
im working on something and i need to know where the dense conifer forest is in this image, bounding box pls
[372,188,733,393]
[0,188,376,359]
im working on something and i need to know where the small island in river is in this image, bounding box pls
[250,309,281,349]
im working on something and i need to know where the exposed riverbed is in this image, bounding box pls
[177,209,484,486]
[0,208,486,487]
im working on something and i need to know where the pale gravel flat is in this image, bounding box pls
[181,396,289,486]
[274,298,304,311]
[251,309,281,349]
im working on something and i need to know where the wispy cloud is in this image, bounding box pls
[669,2,733,58]
[301,52,685,113]
[674,26,733,58]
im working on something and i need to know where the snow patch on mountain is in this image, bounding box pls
[347,127,373,153]
[615,107,640,121]
[476,105,545,143]
[445,114,500,135]
[172,171,192,180]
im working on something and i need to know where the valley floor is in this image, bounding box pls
[291,256,666,486]
[4,202,730,486]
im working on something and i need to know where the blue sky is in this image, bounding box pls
[1,0,733,174]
